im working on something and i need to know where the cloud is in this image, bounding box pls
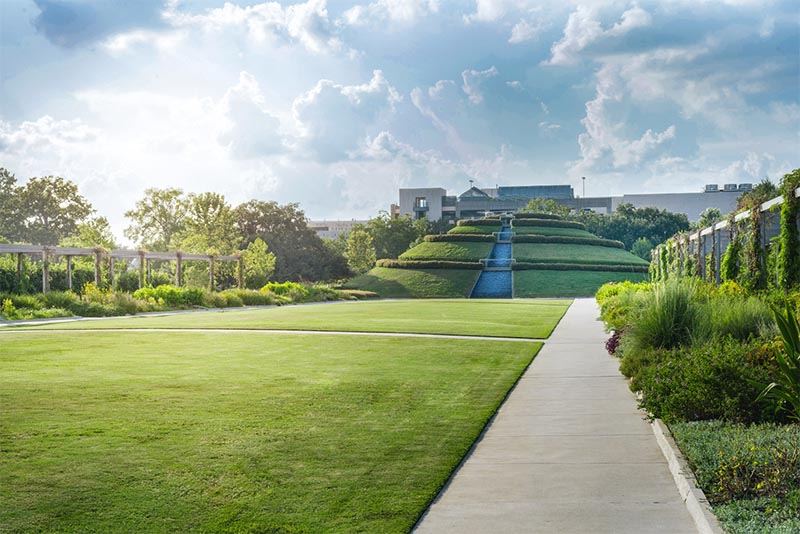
[218,72,287,158]
[340,0,439,26]
[508,17,545,44]
[506,80,522,89]
[32,0,167,48]
[0,115,98,154]
[545,5,651,65]
[463,0,541,24]
[292,70,402,161]
[170,0,347,54]
[461,66,498,104]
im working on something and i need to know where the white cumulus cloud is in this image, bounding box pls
[461,66,498,105]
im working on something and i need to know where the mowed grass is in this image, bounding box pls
[515,269,649,297]
[511,226,596,238]
[342,267,479,298]
[513,243,649,266]
[21,299,571,339]
[0,331,542,533]
[447,225,500,235]
[399,241,492,262]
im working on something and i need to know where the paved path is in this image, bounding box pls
[414,298,697,534]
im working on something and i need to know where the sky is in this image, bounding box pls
[1,0,798,240]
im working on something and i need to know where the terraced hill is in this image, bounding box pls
[344,213,648,298]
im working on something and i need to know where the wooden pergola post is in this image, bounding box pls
[146,258,151,285]
[238,256,244,289]
[138,251,146,289]
[176,252,183,287]
[41,248,49,293]
[66,255,73,291]
[208,257,215,291]
[109,256,116,290]
[94,249,102,286]
[16,253,22,279]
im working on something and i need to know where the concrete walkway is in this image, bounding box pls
[414,298,697,534]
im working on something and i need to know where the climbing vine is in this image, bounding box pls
[777,169,800,292]
[720,217,741,282]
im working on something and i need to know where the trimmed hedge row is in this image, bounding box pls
[456,218,501,226]
[513,212,563,220]
[512,234,624,249]
[424,234,496,243]
[512,262,649,273]
[376,259,483,270]
[512,218,586,229]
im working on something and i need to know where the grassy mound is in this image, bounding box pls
[511,226,595,238]
[513,243,649,267]
[343,267,479,298]
[515,270,649,297]
[448,225,500,235]
[399,241,493,262]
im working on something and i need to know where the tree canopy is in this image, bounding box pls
[572,204,690,250]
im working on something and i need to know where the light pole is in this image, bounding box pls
[582,176,586,198]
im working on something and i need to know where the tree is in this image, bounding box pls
[361,212,427,260]
[180,192,238,254]
[60,216,118,249]
[572,204,690,250]
[630,237,654,261]
[17,175,94,245]
[736,179,778,211]
[345,229,376,274]
[124,188,188,251]
[242,238,276,289]
[523,197,570,217]
[695,207,722,230]
[235,200,349,281]
[0,168,19,241]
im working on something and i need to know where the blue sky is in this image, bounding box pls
[1,0,798,237]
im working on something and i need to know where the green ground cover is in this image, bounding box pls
[515,270,648,297]
[0,331,543,533]
[511,226,595,238]
[342,267,479,298]
[20,298,571,339]
[448,225,500,235]
[513,243,649,266]
[399,242,493,262]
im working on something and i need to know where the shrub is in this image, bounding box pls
[704,296,772,342]
[338,289,379,299]
[512,219,586,229]
[219,289,277,306]
[116,270,142,293]
[511,234,625,249]
[133,285,204,307]
[40,290,80,310]
[598,282,651,333]
[424,234,495,243]
[149,271,171,288]
[625,281,703,352]
[635,338,779,423]
[261,281,308,302]
[2,298,17,319]
[757,303,800,421]
[375,259,483,270]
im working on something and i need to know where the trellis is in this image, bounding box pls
[0,244,243,293]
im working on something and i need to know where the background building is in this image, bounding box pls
[397,183,751,223]
[308,220,368,239]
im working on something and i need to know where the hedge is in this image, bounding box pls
[512,262,649,273]
[424,234,496,243]
[512,218,586,229]
[376,259,483,270]
[456,218,501,226]
[511,234,624,249]
[513,213,563,220]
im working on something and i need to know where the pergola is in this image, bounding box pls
[0,244,243,293]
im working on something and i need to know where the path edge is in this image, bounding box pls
[650,418,724,534]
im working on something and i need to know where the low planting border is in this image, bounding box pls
[512,235,624,249]
[512,219,586,230]
[512,262,649,273]
[375,259,483,270]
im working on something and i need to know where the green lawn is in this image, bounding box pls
[447,225,500,235]
[0,331,542,533]
[399,241,492,262]
[20,298,571,339]
[511,226,595,238]
[513,243,649,266]
[515,269,649,297]
[343,267,479,298]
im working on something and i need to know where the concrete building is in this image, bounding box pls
[397,183,751,223]
[308,220,368,239]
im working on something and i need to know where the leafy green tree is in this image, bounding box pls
[631,237,654,261]
[572,204,689,250]
[235,200,349,281]
[60,216,118,249]
[361,212,427,260]
[0,168,19,241]
[736,179,778,211]
[345,229,376,274]
[180,192,238,254]
[17,175,94,245]
[124,188,188,251]
[695,207,722,230]
[242,238,276,289]
[523,197,570,217]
